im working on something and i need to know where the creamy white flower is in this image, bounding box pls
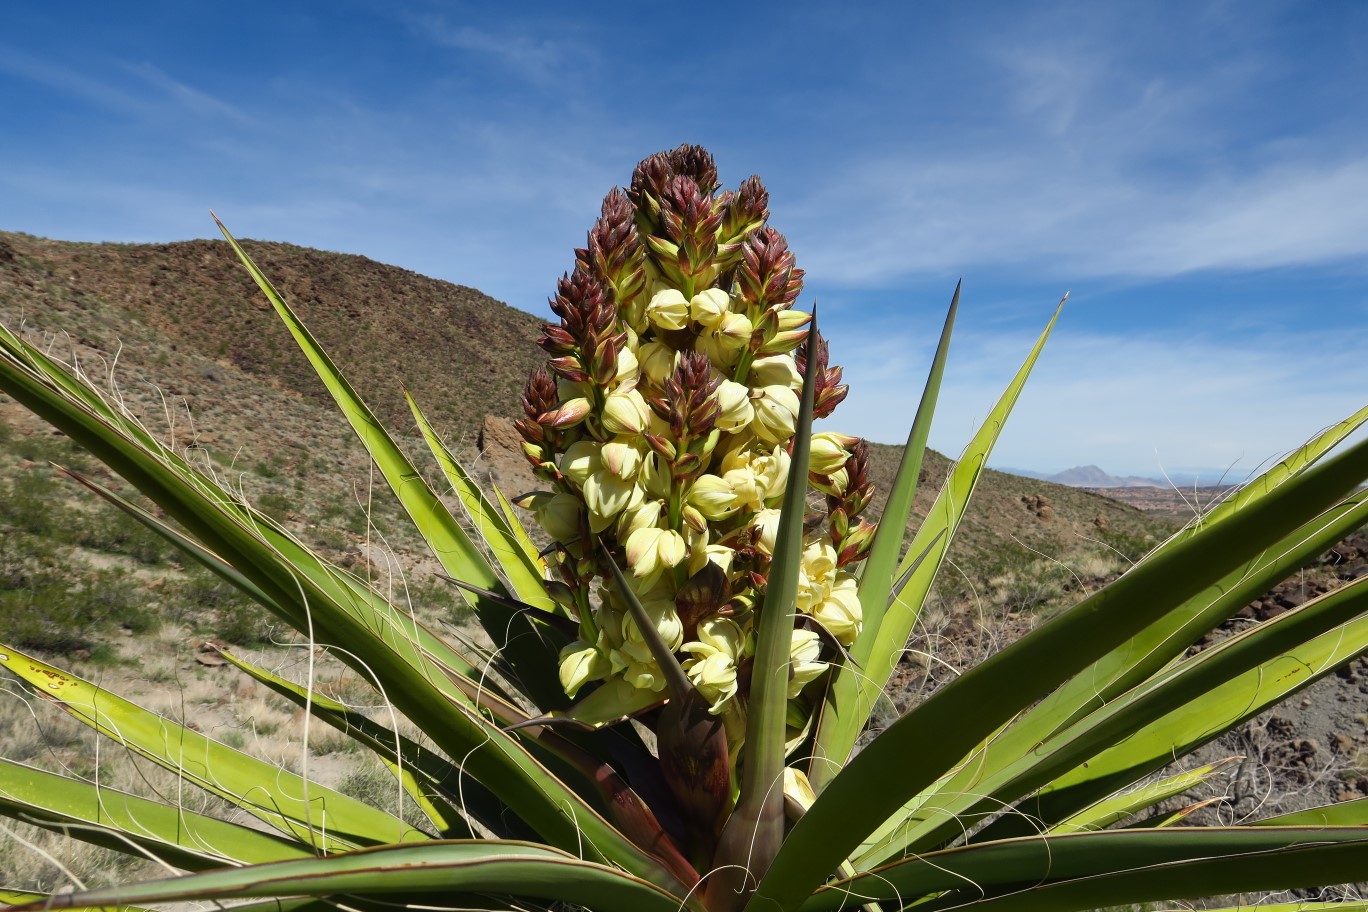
[796,539,839,613]
[699,312,752,368]
[646,288,691,331]
[582,472,643,533]
[522,491,582,542]
[625,525,688,581]
[751,384,800,443]
[810,572,862,645]
[788,629,828,697]
[715,380,755,432]
[809,432,856,476]
[752,508,782,555]
[690,287,731,330]
[682,617,747,714]
[638,340,679,387]
[688,474,739,520]
[750,354,802,391]
[559,440,602,486]
[559,640,608,698]
[687,543,737,578]
[602,389,650,436]
[601,440,642,480]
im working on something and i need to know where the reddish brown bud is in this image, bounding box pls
[522,368,559,420]
[736,227,803,313]
[797,330,850,419]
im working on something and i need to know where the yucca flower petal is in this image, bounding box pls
[646,287,690,331]
[559,640,609,698]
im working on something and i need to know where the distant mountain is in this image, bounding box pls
[1000,464,1238,489]
[1002,465,1158,488]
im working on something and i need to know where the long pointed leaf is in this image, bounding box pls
[215,220,567,710]
[405,389,556,613]
[0,646,424,851]
[811,298,1064,790]
[5,840,694,912]
[751,431,1368,911]
[0,321,681,886]
[798,826,1368,912]
[810,282,958,786]
[0,759,313,867]
[861,492,1368,861]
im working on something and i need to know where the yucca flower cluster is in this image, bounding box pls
[515,146,878,749]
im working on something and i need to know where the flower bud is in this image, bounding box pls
[625,526,688,580]
[559,641,608,698]
[646,288,690,331]
[688,474,739,520]
[751,384,800,443]
[543,397,592,429]
[809,433,859,475]
[714,380,755,432]
[559,440,602,486]
[602,389,650,436]
[690,287,731,330]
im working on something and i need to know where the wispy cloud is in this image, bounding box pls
[411,14,590,86]
[0,45,253,127]
[830,315,1368,478]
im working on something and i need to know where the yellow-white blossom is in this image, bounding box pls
[559,640,609,698]
[682,617,747,714]
[688,474,740,520]
[809,432,857,476]
[751,354,802,391]
[810,572,861,645]
[638,340,678,386]
[699,313,752,368]
[582,472,643,533]
[602,388,650,436]
[690,287,731,329]
[715,380,755,432]
[646,288,691,331]
[625,525,688,581]
[601,440,642,480]
[788,629,828,697]
[521,491,582,542]
[751,384,801,443]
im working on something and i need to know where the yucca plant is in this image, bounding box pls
[3,144,1368,912]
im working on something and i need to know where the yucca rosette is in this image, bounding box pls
[514,146,878,761]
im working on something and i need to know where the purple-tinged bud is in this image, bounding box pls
[582,188,649,314]
[645,433,677,462]
[736,228,803,313]
[665,144,719,195]
[542,397,592,429]
[797,330,850,419]
[522,368,559,420]
[718,175,770,262]
[548,356,589,383]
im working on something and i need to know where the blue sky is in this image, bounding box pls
[3,1,1366,478]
